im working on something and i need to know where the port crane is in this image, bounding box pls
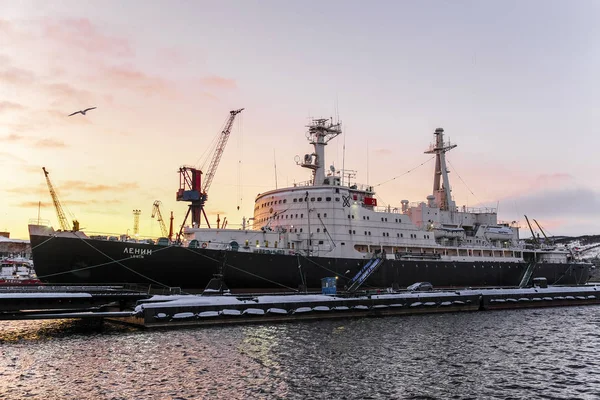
[176,108,244,238]
[42,167,79,231]
[151,200,174,241]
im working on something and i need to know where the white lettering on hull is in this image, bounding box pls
[123,247,153,258]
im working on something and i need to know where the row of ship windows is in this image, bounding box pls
[257,196,342,210]
[348,215,403,223]
[256,213,331,223]
[348,231,431,239]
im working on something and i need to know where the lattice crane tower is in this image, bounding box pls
[133,209,141,236]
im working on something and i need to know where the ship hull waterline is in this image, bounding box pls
[29,234,591,291]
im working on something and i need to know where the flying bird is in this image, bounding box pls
[68,107,96,117]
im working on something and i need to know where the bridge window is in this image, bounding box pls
[348,215,351,219]
[317,197,322,201]
[352,215,355,219]
[324,228,327,232]
[335,197,340,201]
[353,230,356,234]
[299,198,303,202]
[300,228,303,232]
[293,199,297,203]
[364,231,367,235]
[310,197,315,201]
[301,214,303,218]
[317,228,320,233]
[326,197,331,201]
[324,213,327,218]
[367,216,370,220]
[283,199,287,203]
[349,230,352,234]
[319,240,324,244]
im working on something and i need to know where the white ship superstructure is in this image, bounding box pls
[184,120,572,265]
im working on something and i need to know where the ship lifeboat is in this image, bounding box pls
[433,227,465,239]
[484,226,514,240]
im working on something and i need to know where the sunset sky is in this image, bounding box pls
[1,0,599,239]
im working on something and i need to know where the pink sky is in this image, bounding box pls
[1,1,600,239]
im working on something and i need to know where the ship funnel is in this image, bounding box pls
[427,195,436,208]
[401,199,409,212]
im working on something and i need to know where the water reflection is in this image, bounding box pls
[1,307,599,399]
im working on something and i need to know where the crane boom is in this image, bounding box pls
[42,167,77,231]
[151,200,169,238]
[202,108,244,194]
[533,219,552,245]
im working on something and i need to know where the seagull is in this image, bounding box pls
[68,107,96,117]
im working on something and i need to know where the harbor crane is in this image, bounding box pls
[151,200,174,241]
[176,108,244,238]
[42,167,79,231]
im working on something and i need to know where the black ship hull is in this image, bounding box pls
[29,234,592,291]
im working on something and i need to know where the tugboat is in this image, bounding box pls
[28,113,593,291]
[0,257,41,286]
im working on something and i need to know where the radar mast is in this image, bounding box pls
[300,118,342,185]
[425,128,457,211]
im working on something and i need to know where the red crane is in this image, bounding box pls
[176,108,244,238]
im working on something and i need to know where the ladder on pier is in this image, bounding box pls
[346,256,384,292]
[519,263,536,288]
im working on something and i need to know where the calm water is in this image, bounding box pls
[1,307,600,400]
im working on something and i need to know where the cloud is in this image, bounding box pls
[501,187,600,220]
[0,151,26,164]
[17,201,51,208]
[2,133,27,142]
[99,65,175,97]
[374,148,393,156]
[34,138,67,148]
[41,17,133,57]
[14,199,123,208]
[42,82,94,104]
[0,65,36,85]
[0,101,25,113]
[206,210,227,217]
[62,181,139,193]
[200,75,237,89]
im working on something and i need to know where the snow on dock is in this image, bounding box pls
[1,285,599,327]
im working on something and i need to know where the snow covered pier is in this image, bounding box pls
[1,285,599,327]
[113,285,600,329]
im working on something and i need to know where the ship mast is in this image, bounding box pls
[301,118,342,185]
[424,128,457,211]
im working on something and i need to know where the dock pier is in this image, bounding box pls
[1,285,599,328]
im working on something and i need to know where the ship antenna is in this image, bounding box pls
[366,141,369,186]
[273,149,278,190]
[342,127,346,186]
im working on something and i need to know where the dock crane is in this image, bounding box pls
[524,215,539,246]
[42,167,79,231]
[151,200,173,241]
[176,108,244,238]
[533,218,553,245]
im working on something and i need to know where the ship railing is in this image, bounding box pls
[292,180,375,193]
[373,206,403,214]
[405,203,497,214]
[28,218,51,226]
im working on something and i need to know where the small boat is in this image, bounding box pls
[0,257,42,286]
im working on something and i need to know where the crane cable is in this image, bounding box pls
[446,158,483,206]
[374,156,435,188]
